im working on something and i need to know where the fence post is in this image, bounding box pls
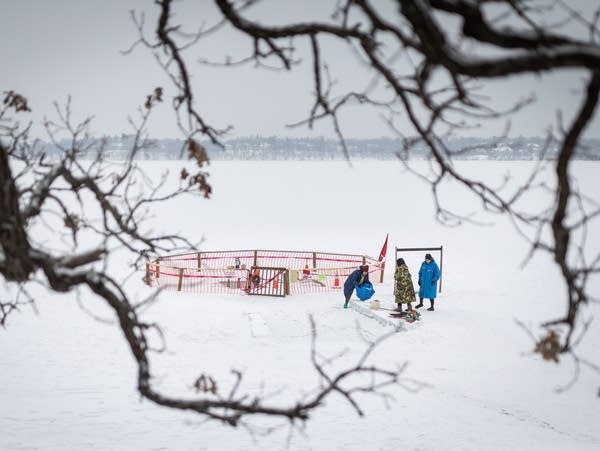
[177,268,184,291]
[284,270,290,295]
[155,258,160,278]
[197,252,201,271]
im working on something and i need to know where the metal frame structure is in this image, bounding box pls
[394,245,444,293]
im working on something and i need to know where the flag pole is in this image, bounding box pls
[378,233,389,283]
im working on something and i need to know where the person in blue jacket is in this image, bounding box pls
[343,265,370,308]
[415,253,440,311]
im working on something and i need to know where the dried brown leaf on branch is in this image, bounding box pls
[188,172,212,198]
[188,138,209,167]
[192,373,218,395]
[144,87,163,109]
[185,138,212,197]
[2,90,30,112]
[63,213,81,233]
[534,330,562,363]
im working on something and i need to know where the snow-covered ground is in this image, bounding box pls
[1,160,599,450]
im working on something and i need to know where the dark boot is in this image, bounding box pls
[395,303,402,312]
[427,300,435,311]
[415,298,424,309]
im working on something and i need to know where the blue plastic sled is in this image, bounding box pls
[356,282,375,301]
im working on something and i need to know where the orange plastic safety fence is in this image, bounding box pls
[146,249,383,297]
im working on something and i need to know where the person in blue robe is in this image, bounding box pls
[415,253,440,311]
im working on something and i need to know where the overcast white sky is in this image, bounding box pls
[1,0,599,140]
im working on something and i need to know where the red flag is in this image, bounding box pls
[378,234,389,262]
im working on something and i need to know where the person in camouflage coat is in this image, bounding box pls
[394,258,416,313]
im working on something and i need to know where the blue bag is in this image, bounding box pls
[355,282,375,301]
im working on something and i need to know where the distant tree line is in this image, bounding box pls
[36,135,600,161]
